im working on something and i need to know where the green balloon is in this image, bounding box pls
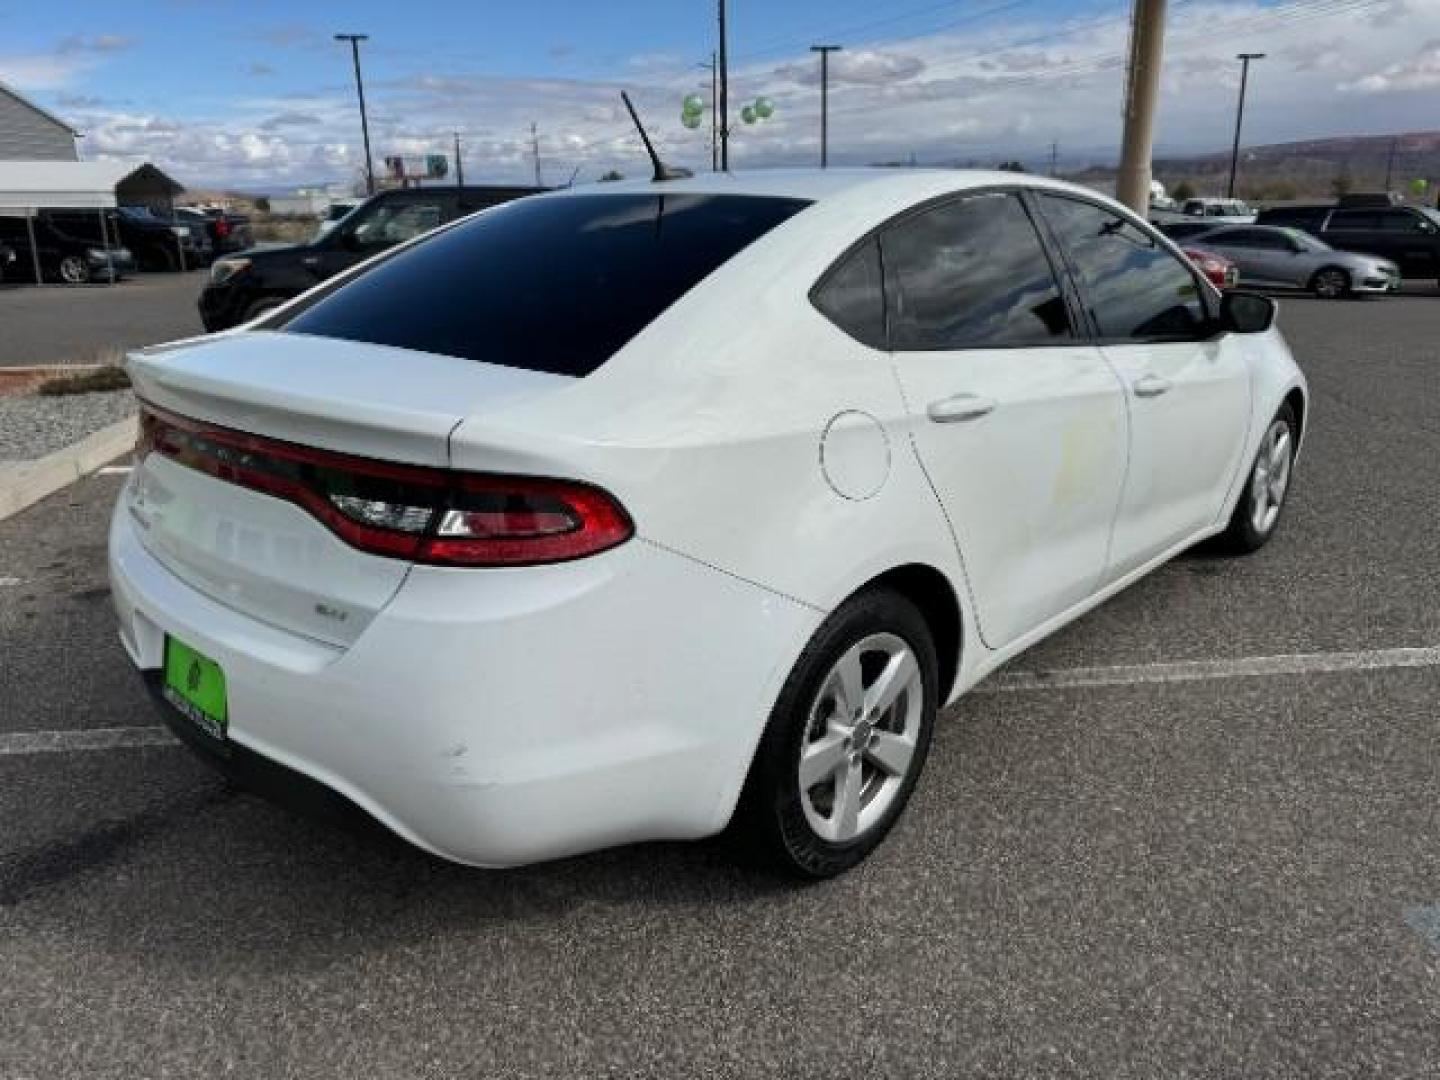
[681,111,702,129]
[741,105,757,124]
[754,97,774,119]
[682,93,704,117]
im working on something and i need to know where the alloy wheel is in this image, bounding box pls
[1249,418,1293,537]
[1314,270,1347,299]
[59,256,88,285]
[798,632,924,843]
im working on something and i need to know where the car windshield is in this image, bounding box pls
[281,193,811,376]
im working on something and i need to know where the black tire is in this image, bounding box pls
[57,255,89,285]
[243,297,284,323]
[1309,266,1350,299]
[1215,402,1298,555]
[731,588,938,878]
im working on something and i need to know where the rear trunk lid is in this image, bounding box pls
[125,331,570,646]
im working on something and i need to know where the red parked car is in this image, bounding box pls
[1182,246,1239,290]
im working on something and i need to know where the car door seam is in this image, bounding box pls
[885,358,994,650]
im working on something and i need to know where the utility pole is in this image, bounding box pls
[335,33,375,195]
[718,0,729,170]
[697,56,718,171]
[1050,140,1059,177]
[710,51,719,172]
[1116,0,1166,215]
[454,132,464,187]
[811,45,842,168]
[1226,52,1264,199]
[1384,136,1397,191]
[530,121,542,187]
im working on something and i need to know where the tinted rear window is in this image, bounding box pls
[281,193,809,376]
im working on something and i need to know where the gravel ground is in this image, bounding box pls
[0,389,136,462]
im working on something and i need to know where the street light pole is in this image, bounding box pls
[335,33,375,195]
[1227,52,1265,199]
[811,45,842,168]
[717,0,730,170]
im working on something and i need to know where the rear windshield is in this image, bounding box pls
[281,193,810,376]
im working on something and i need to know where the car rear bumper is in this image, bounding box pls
[109,501,819,867]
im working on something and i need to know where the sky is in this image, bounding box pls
[1,0,1438,190]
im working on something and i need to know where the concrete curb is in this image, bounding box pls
[0,415,136,523]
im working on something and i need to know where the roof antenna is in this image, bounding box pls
[621,90,692,183]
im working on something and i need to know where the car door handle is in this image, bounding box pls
[1132,374,1173,398]
[927,393,997,423]
[302,255,321,271]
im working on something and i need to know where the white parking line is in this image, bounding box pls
[0,726,175,756]
[96,465,133,476]
[0,576,20,587]
[979,645,1440,693]
[3,646,1437,759]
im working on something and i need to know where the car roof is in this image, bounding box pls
[546,167,1111,207]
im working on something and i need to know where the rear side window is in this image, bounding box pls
[1258,208,1327,230]
[883,192,1074,351]
[1328,210,1381,231]
[283,194,809,377]
[812,239,885,347]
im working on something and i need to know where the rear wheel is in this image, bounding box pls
[1310,267,1350,299]
[1215,403,1297,554]
[57,254,89,285]
[732,588,938,878]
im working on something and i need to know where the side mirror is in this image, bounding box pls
[338,230,360,251]
[1220,290,1276,334]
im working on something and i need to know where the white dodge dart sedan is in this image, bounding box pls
[111,169,1307,877]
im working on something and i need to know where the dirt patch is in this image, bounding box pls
[36,366,131,396]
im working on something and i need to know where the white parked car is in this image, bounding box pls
[110,169,1307,877]
[1181,197,1257,223]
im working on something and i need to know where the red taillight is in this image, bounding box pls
[135,404,632,566]
[214,219,230,238]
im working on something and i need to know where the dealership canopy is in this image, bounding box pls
[0,160,183,211]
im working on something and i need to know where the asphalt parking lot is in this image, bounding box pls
[2,290,1438,1077]
[0,272,205,367]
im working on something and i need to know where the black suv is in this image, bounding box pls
[114,205,212,270]
[198,185,541,331]
[1255,202,1440,283]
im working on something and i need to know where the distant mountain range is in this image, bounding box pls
[1069,131,1440,200]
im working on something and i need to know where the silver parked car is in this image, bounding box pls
[1188,224,1401,299]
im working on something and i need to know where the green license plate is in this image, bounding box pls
[163,636,228,741]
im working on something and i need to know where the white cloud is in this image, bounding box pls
[775,49,926,87]
[1342,39,1440,92]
